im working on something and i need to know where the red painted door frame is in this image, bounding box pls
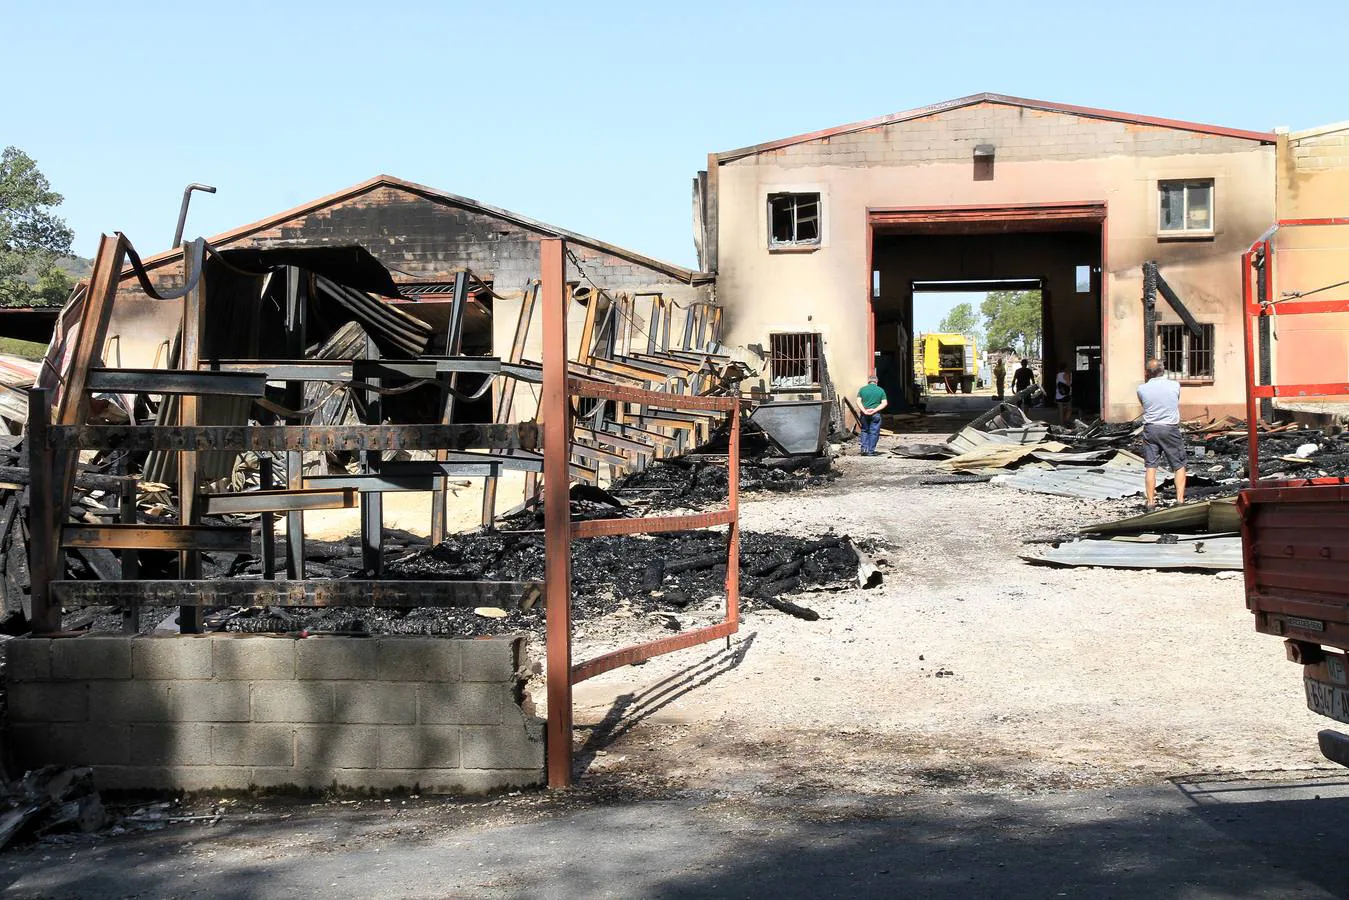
[865,202,1109,413]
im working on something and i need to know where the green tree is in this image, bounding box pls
[0,147,75,307]
[981,290,1042,357]
[938,301,980,340]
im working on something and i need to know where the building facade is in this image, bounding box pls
[698,94,1279,421]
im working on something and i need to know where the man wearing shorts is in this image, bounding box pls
[1137,358,1187,510]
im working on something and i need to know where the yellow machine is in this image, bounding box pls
[914,333,978,394]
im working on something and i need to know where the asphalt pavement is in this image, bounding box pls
[4,774,1349,898]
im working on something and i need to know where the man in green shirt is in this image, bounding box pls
[857,376,888,456]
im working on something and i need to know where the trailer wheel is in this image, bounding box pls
[961,376,974,394]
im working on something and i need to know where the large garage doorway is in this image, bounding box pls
[868,204,1106,416]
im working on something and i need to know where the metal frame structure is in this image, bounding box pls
[538,239,741,788]
[1238,217,1349,649]
[1240,217,1349,483]
[28,232,741,792]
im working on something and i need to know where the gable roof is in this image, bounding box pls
[126,175,709,285]
[715,92,1277,163]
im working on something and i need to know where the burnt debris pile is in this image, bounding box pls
[610,454,835,510]
[176,528,878,637]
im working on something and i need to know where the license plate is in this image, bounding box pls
[1305,677,1349,724]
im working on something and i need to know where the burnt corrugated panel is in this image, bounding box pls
[1023,536,1241,570]
[314,276,432,359]
[992,465,1165,500]
[945,423,1049,454]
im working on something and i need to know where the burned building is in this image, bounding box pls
[696,93,1281,422]
[104,175,714,420]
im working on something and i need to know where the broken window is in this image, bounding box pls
[769,332,822,388]
[768,193,821,247]
[1158,323,1215,380]
[1158,179,1214,235]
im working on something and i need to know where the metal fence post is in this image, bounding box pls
[541,238,573,789]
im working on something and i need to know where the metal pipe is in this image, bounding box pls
[172,183,217,248]
[1256,244,1274,423]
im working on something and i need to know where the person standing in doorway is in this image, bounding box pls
[857,375,888,456]
[993,357,1007,399]
[1055,363,1073,426]
[1137,357,1187,510]
[1011,359,1036,410]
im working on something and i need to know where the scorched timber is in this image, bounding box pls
[45,424,541,453]
[48,579,540,608]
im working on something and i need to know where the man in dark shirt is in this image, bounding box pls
[1010,359,1036,410]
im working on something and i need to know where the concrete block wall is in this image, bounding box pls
[3,634,544,794]
[733,101,1262,168]
[1290,129,1349,172]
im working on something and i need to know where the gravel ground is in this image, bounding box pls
[563,430,1335,797]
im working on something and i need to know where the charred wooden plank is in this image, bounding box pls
[61,525,251,552]
[86,369,266,397]
[47,423,541,453]
[48,579,539,608]
[201,488,356,515]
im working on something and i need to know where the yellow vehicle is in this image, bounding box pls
[914,333,978,394]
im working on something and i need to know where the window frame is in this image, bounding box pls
[767,192,823,250]
[768,331,823,390]
[1157,178,1216,237]
[1156,322,1216,383]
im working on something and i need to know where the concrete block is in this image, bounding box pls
[296,638,377,681]
[95,765,256,792]
[379,726,461,769]
[8,724,48,764]
[460,723,543,771]
[52,636,132,680]
[89,681,171,722]
[423,768,543,795]
[5,638,51,681]
[296,725,380,769]
[249,767,331,791]
[133,636,213,679]
[344,768,540,794]
[48,723,131,766]
[418,682,502,725]
[165,681,251,723]
[212,636,295,680]
[252,682,335,723]
[460,637,519,682]
[375,637,459,682]
[212,724,294,767]
[9,682,87,723]
[130,723,213,766]
[336,683,416,724]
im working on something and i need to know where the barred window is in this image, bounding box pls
[1157,323,1215,380]
[768,193,821,247]
[769,332,821,388]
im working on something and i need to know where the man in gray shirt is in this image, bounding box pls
[1137,358,1186,510]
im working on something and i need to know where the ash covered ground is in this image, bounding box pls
[68,445,872,637]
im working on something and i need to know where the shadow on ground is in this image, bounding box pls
[7,774,1349,898]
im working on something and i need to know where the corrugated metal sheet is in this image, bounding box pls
[945,423,1049,454]
[943,440,1067,472]
[1023,536,1242,571]
[992,465,1167,500]
[1028,448,1113,464]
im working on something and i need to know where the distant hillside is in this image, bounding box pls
[55,255,93,281]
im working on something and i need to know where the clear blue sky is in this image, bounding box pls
[4,0,1345,268]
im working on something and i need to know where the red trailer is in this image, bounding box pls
[1237,217,1349,765]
